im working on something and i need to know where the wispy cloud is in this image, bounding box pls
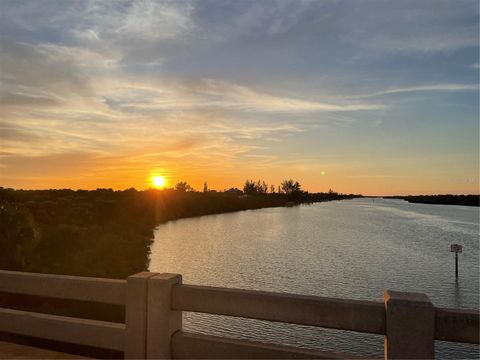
[197,80,383,113]
[80,0,195,41]
[104,79,384,114]
[352,84,478,98]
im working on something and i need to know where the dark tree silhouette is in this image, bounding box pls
[243,180,256,194]
[175,181,193,192]
[281,179,301,194]
[257,180,268,194]
[243,179,268,194]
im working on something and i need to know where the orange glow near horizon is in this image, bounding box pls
[2,160,479,196]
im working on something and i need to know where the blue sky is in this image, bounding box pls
[0,0,478,194]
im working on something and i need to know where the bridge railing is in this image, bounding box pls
[0,270,126,352]
[0,270,478,359]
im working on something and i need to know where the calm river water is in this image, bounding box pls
[149,198,479,358]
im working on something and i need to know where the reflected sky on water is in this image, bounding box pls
[150,198,479,358]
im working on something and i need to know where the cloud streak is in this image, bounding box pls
[106,79,384,114]
[352,84,478,98]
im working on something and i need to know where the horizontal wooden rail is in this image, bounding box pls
[171,331,358,359]
[435,307,479,343]
[172,284,386,334]
[0,307,125,351]
[0,270,126,305]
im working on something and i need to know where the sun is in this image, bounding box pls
[152,176,167,188]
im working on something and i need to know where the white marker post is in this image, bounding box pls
[450,244,463,279]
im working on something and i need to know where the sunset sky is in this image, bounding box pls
[0,0,478,195]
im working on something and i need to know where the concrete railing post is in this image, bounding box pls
[125,272,158,359]
[146,273,182,359]
[384,290,435,360]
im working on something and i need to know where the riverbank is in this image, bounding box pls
[0,187,361,278]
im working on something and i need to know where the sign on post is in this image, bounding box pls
[450,244,463,253]
[450,244,463,279]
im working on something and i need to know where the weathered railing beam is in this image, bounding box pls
[0,307,124,351]
[435,307,479,343]
[0,270,126,305]
[172,284,386,334]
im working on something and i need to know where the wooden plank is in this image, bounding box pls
[435,307,479,344]
[0,270,126,305]
[172,285,385,334]
[171,331,360,359]
[0,308,125,351]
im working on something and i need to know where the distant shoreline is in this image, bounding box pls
[385,195,479,207]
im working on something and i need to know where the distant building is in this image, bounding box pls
[225,187,243,195]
